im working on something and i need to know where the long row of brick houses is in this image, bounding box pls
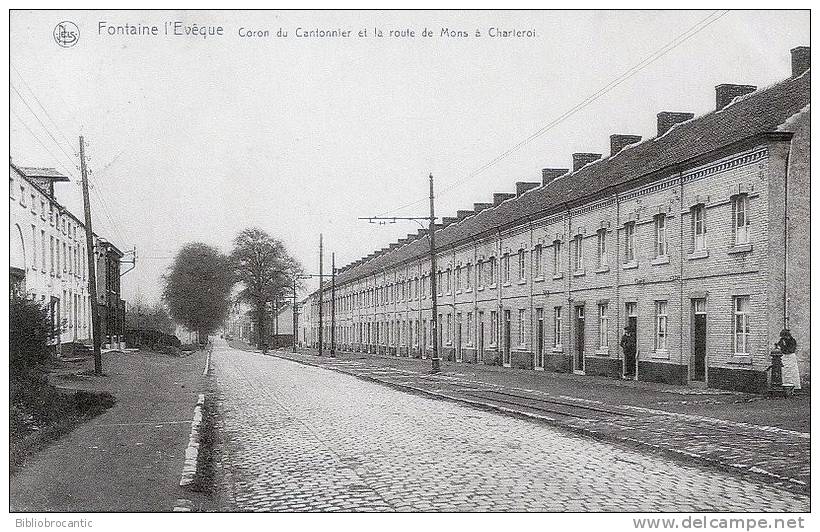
[298,47,811,392]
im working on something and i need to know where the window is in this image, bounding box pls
[733,296,751,355]
[732,194,750,245]
[553,240,562,275]
[518,249,525,281]
[597,229,607,268]
[502,253,510,283]
[49,204,54,225]
[446,313,452,344]
[50,236,55,273]
[41,230,46,271]
[490,311,498,345]
[446,268,452,294]
[476,260,483,286]
[518,309,526,345]
[553,307,563,348]
[455,265,461,291]
[624,222,636,262]
[465,263,472,289]
[437,271,443,295]
[9,176,14,198]
[488,257,496,285]
[598,303,609,349]
[40,200,46,219]
[534,244,542,278]
[573,234,584,271]
[30,193,36,212]
[31,225,37,269]
[692,204,706,251]
[20,185,26,206]
[466,312,473,343]
[655,301,668,351]
[655,213,667,257]
[56,238,61,273]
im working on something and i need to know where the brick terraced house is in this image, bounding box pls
[304,47,810,392]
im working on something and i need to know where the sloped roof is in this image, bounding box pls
[18,166,70,181]
[336,70,810,286]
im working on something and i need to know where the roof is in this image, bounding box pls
[335,69,810,286]
[17,166,70,182]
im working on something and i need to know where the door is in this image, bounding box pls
[503,310,512,366]
[574,306,585,372]
[535,308,544,369]
[624,302,638,378]
[478,312,485,363]
[456,315,463,362]
[692,299,707,381]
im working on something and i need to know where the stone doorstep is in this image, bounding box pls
[272,351,810,496]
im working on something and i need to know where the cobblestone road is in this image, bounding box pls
[212,343,808,512]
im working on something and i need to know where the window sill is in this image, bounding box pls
[728,243,753,254]
[651,349,670,360]
[502,282,511,287]
[551,346,563,353]
[729,354,752,365]
[477,287,484,292]
[488,283,497,289]
[595,265,610,274]
[573,269,586,278]
[622,261,638,270]
[533,276,545,283]
[465,288,472,293]
[687,250,709,260]
[595,348,610,356]
[517,280,526,285]
[552,273,564,280]
[651,255,670,266]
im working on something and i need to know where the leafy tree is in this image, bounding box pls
[230,228,303,350]
[9,296,54,378]
[163,243,233,342]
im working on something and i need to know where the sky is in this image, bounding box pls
[9,10,809,304]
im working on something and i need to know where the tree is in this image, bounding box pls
[9,296,54,379]
[126,296,175,335]
[231,228,303,350]
[163,243,233,342]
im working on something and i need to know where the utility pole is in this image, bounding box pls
[428,173,440,372]
[358,173,440,373]
[318,233,324,356]
[331,252,336,357]
[292,277,298,353]
[79,136,103,375]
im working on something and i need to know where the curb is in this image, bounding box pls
[203,347,211,377]
[272,352,810,496]
[179,393,206,488]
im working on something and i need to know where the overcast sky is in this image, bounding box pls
[9,10,809,303]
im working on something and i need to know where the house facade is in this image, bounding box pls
[302,47,810,392]
[9,162,126,352]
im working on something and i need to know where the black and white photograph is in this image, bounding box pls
[5,6,812,526]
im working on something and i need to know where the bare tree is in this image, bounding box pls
[230,228,303,351]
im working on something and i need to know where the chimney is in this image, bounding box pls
[657,111,694,136]
[474,202,493,213]
[456,210,473,220]
[515,181,540,196]
[541,168,568,186]
[493,193,515,206]
[610,134,642,156]
[791,46,810,78]
[572,153,601,172]
[715,84,756,110]
[442,216,458,226]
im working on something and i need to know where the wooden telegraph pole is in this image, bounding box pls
[331,252,336,357]
[318,233,324,356]
[79,136,103,375]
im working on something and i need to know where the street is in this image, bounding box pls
[210,340,808,512]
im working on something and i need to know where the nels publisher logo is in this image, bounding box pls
[53,21,79,47]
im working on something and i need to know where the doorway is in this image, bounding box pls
[574,305,585,373]
[624,302,638,378]
[503,310,512,367]
[691,299,707,382]
[456,314,463,362]
[478,312,485,364]
[535,308,545,369]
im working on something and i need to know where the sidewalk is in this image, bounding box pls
[266,344,810,495]
[10,349,211,512]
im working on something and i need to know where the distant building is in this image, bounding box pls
[9,162,126,353]
[302,47,811,392]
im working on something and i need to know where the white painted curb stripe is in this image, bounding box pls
[179,393,206,488]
